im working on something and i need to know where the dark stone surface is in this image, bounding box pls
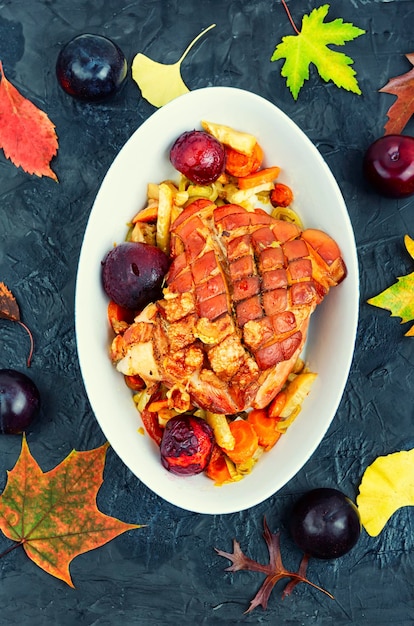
[0,0,413,624]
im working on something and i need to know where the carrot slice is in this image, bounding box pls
[132,203,158,223]
[225,142,264,178]
[247,408,282,450]
[268,391,287,418]
[205,445,233,485]
[237,166,281,190]
[147,399,169,413]
[107,300,136,334]
[221,419,259,465]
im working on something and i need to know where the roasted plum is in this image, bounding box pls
[102,241,170,310]
[0,369,41,434]
[170,130,226,184]
[160,415,214,476]
[289,488,361,559]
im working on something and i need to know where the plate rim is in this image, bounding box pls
[75,86,359,514]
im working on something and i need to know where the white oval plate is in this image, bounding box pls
[75,87,359,515]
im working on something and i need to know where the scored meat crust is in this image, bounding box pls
[111,199,346,414]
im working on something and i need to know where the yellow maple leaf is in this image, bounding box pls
[132,24,215,107]
[367,234,414,336]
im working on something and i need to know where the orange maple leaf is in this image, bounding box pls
[380,52,414,135]
[0,436,142,587]
[0,61,58,180]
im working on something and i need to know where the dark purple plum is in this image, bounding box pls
[170,130,226,184]
[0,369,41,434]
[102,241,169,310]
[56,33,127,101]
[363,134,414,198]
[289,488,361,559]
[160,415,214,476]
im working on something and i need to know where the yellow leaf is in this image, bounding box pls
[132,24,215,107]
[367,234,414,331]
[356,449,414,537]
[404,234,414,260]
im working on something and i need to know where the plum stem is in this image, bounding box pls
[280,0,301,35]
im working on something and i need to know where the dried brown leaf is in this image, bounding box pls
[0,282,34,366]
[380,53,414,135]
[215,517,333,614]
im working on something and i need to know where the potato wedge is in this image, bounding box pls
[130,221,156,245]
[156,182,173,254]
[201,120,257,156]
[280,372,317,419]
[147,182,159,200]
[224,181,274,205]
[205,411,235,450]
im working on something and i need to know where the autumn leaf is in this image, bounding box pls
[271,4,365,100]
[367,235,414,336]
[215,517,333,614]
[0,436,142,587]
[357,449,414,537]
[380,52,414,135]
[0,281,34,366]
[132,24,215,107]
[0,61,58,180]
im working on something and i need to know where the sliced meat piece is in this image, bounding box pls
[112,201,346,413]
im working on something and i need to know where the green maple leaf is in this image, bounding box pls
[271,4,365,100]
[367,235,414,336]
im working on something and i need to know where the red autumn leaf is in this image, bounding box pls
[0,281,34,366]
[0,436,143,587]
[0,61,58,180]
[380,52,414,135]
[215,517,333,614]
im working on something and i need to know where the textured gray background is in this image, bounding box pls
[0,0,413,624]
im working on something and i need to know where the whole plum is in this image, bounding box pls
[56,33,127,102]
[170,130,226,184]
[363,134,414,198]
[0,369,41,434]
[102,241,169,310]
[160,414,214,476]
[289,488,361,559]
